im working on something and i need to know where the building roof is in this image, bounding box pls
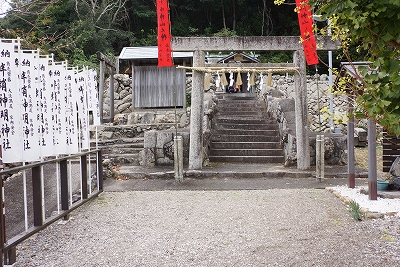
[335,62,372,87]
[119,46,193,60]
[217,52,260,63]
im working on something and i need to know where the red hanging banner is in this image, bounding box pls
[295,0,319,65]
[156,0,173,67]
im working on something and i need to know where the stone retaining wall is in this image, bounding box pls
[104,74,348,133]
[103,73,349,166]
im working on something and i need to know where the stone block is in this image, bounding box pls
[101,131,114,139]
[157,157,174,166]
[144,130,157,148]
[179,113,188,127]
[156,148,165,158]
[354,127,367,142]
[139,148,155,167]
[156,131,173,149]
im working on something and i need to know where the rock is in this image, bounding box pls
[389,157,400,177]
[365,212,384,219]
[119,89,130,99]
[113,114,127,125]
[142,113,155,124]
[392,177,400,190]
[116,102,131,113]
[102,159,117,179]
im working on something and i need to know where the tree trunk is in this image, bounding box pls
[221,0,226,29]
[231,0,236,31]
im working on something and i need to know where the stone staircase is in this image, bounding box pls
[90,125,144,165]
[209,93,284,163]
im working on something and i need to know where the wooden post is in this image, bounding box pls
[99,60,105,124]
[347,96,355,188]
[97,150,103,191]
[60,160,70,220]
[368,118,377,200]
[32,166,43,226]
[97,52,116,123]
[109,67,115,123]
[81,155,88,199]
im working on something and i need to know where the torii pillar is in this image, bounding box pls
[188,50,205,169]
[293,50,310,170]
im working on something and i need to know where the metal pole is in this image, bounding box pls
[347,96,355,188]
[368,118,377,200]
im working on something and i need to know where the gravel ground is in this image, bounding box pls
[13,189,400,267]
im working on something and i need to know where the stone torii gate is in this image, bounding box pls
[171,36,339,170]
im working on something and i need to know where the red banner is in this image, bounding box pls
[156,0,173,67]
[296,0,318,65]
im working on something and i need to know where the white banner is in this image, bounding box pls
[65,68,79,154]
[0,39,23,163]
[87,68,101,126]
[51,61,69,155]
[75,68,89,150]
[38,54,54,157]
[19,49,40,162]
[0,38,99,163]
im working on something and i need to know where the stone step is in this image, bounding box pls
[218,111,263,116]
[215,119,275,125]
[211,142,281,149]
[209,148,284,157]
[104,153,140,165]
[100,146,143,154]
[217,101,262,106]
[211,134,280,142]
[208,155,284,163]
[217,107,263,112]
[91,138,144,147]
[219,95,258,101]
[212,129,279,136]
[215,123,274,130]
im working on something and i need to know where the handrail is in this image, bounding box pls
[0,149,101,177]
[0,149,103,266]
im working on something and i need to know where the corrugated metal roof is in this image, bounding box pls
[119,46,193,60]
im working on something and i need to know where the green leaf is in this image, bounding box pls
[382,32,393,42]
[346,0,357,9]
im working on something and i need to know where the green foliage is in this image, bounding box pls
[348,200,364,221]
[275,0,400,135]
[308,0,400,136]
